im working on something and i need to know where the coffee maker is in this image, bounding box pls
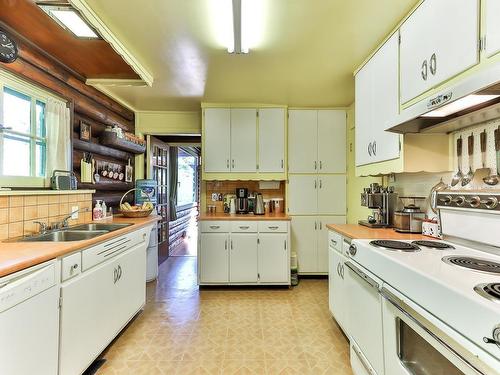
[235,188,249,214]
[359,183,397,228]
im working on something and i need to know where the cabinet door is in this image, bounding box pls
[204,108,231,172]
[329,248,342,321]
[230,108,257,172]
[318,216,345,274]
[291,216,317,273]
[485,0,500,58]
[355,63,374,167]
[200,233,229,283]
[258,233,288,283]
[400,0,479,103]
[288,175,318,215]
[317,110,346,173]
[258,108,285,172]
[59,256,120,375]
[371,33,401,163]
[317,175,346,215]
[230,233,258,283]
[115,244,146,326]
[288,110,318,173]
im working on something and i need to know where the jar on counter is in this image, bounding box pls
[271,198,284,214]
[263,199,270,214]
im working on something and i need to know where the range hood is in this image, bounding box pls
[388,60,500,134]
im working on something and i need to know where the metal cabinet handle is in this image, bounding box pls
[314,160,317,170]
[239,226,250,230]
[281,159,284,169]
[337,263,341,277]
[225,239,227,250]
[352,343,376,375]
[421,60,428,81]
[314,180,317,189]
[319,179,322,189]
[226,159,229,169]
[372,141,376,156]
[319,221,322,230]
[345,261,379,290]
[284,240,287,250]
[113,268,118,284]
[319,160,322,170]
[314,221,317,230]
[368,142,372,156]
[118,265,122,281]
[232,160,235,169]
[330,239,337,246]
[268,226,279,230]
[209,225,220,229]
[230,240,233,250]
[340,264,344,280]
[429,53,437,75]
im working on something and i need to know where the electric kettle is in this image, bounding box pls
[254,193,265,215]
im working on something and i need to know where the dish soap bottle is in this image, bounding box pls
[93,200,103,220]
[101,200,107,218]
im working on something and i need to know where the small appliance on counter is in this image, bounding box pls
[359,183,397,228]
[50,170,77,190]
[254,193,265,215]
[393,196,426,233]
[235,187,249,214]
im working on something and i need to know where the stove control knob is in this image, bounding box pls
[349,244,357,256]
[468,196,481,208]
[438,195,452,205]
[483,326,500,347]
[452,196,465,206]
[480,197,498,209]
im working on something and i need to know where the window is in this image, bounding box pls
[177,150,197,207]
[0,70,59,187]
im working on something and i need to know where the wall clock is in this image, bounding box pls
[0,30,18,64]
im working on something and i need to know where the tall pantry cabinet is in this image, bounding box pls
[288,109,347,274]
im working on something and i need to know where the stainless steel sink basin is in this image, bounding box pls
[70,223,132,232]
[19,230,109,242]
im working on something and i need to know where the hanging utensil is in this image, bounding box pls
[450,137,463,187]
[471,130,491,186]
[461,134,474,186]
[484,127,500,186]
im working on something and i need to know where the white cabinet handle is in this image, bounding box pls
[209,225,220,229]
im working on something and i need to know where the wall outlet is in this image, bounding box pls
[71,206,79,219]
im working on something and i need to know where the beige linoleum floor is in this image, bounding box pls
[96,257,352,375]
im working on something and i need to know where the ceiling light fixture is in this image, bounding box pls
[37,3,100,39]
[228,0,248,54]
[422,94,500,117]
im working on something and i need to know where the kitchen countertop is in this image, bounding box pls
[327,224,430,240]
[0,215,160,278]
[199,212,290,221]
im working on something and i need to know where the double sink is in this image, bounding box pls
[14,223,132,242]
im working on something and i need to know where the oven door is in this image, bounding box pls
[381,285,499,375]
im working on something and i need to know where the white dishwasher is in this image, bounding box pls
[0,261,59,375]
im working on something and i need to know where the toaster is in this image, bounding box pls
[51,170,78,190]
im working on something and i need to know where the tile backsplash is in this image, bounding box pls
[0,192,93,240]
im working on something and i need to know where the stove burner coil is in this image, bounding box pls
[442,256,500,275]
[474,283,500,302]
[412,241,455,249]
[370,240,420,252]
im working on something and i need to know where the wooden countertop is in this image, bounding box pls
[326,224,430,240]
[199,212,290,221]
[0,215,160,278]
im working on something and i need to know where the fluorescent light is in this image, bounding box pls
[229,0,248,54]
[39,5,99,39]
[422,94,500,117]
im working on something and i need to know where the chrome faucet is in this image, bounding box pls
[33,207,90,234]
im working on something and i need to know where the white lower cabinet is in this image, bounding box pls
[199,233,229,283]
[328,236,349,333]
[59,227,150,375]
[199,221,290,285]
[230,233,258,283]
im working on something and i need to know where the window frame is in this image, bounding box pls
[0,69,60,188]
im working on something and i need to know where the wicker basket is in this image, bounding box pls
[119,188,154,218]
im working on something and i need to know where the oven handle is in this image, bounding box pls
[344,261,379,290]
[381,287,490,375]
[352,342,377,375]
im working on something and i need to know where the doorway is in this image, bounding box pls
[146,135,201,264]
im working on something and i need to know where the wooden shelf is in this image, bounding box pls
[73,139,132,161]
[100,132,146,154]
[77,181,134,191]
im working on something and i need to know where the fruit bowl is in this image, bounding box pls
[119,188,154,218]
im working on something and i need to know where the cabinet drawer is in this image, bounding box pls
[328,231,342,252]
[200,221,230,233]
[230,221,258,233]
[258,221,288,233]
[82,229,147,271]
[61,252,81,282]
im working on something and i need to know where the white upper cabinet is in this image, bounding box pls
[204,108,231,172]
[317,110,346,173]
[230,109,257,172]
[355,32,400,167]
[288,175,317,215]
[399,0,480,103]
[317,175,346,215]
[258,108,285,172]
[484,0,500,58]
[288,110,318,173]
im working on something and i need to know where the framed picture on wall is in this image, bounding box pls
[80,121,91,142]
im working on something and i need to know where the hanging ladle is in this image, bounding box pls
[461,133,474,187]
[483,127,500,186]
[450,136,463,187]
